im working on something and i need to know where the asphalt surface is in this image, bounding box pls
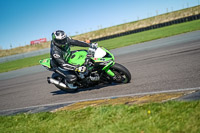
[0,31,200,113]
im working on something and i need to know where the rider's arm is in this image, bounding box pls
[68,37,90,47]
[51,49,78,71]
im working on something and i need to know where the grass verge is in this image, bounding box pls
[98,19,200,50]
[0,101,199,133]
[0,54,49,73]
[0,20,200,73]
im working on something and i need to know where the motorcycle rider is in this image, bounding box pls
[50,30,97,88]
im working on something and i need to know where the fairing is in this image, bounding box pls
[68,51,88,66]
[39,58,51,68]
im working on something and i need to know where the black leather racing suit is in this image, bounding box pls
[50,37,90,71]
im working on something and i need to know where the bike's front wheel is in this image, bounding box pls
[110,63,131,83]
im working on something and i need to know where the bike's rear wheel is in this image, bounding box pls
[110,63,131,83]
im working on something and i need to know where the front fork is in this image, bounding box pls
[102,61,115,77]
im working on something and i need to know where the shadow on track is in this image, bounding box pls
[51,83,119,95]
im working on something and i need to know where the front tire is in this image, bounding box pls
[110,63,131,83]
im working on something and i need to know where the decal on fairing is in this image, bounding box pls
[53,54,60,58]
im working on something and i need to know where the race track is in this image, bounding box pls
[0,31,200,112]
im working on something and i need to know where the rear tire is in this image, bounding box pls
[52,73,78,93]
[110,63,131,83]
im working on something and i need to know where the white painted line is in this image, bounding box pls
[1,87,200,113]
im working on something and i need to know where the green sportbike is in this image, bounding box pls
[39,45,131,92]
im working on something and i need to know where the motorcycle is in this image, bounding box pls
[39,44,131,92]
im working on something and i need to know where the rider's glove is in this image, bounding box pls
[88,43,98,56]
[90,43,98,49]
[76,66,86,73]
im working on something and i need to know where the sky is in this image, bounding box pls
[0,0,199,49]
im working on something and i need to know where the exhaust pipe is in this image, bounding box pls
[47,77,67,88]
[47,77,77,89]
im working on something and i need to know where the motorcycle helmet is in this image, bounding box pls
[52,30,68,47]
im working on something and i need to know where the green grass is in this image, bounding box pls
[0,101,200,133]
[0,19,200,73]
[98,19,200,50]
[0,54,50,73]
